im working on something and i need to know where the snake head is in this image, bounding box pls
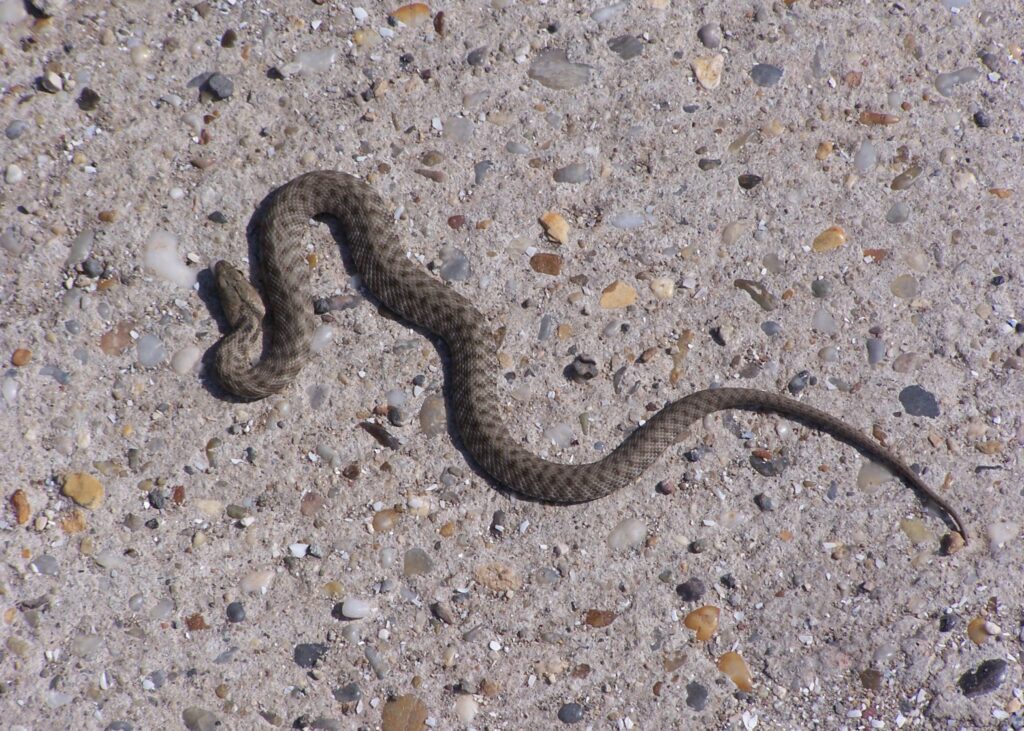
[214,260,265,328]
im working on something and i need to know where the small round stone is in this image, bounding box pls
[697,23,720,48]
[675,578,705,602]
[557,703,584,724]
[750,64,783,87]
[685,681,709,711]
[226,602,245,623]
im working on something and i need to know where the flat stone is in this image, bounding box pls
[381,694,428,731]
[62,473,104,509]
[599,280,636,309]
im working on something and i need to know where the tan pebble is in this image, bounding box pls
[530,252,563,276]
[692,54,724,90]
[372,508,401,533]
[859,110,900,125]
[599,280,637,309]
[353,28,382,47]
[381,694,428,731]
[718,651,754,692]
[953,171,976,190]
[815,141,833,160]
[762,118,784,136]
[556,324,572,339]
[61,473,104,509]
[649,277,675,300]
[584,609,617,628]
[10,490,30,525]
[438,521,456,537]
[322,581,344,598]
[473,562,522,592]
[11,348,31,366]
[98,209,118,223]
[683,605,720,641]
[975,439,1003,455]
[967,616,1000,645]
[812,226,846,252]
[975,302,993,319]
[942,531,966,555]
[539,212,569,245]
[240,569,275,594]
[721,220,746,245]
[389,3,431,26]
[989,188,1013,199]
[862,248,888,263]
[899,518,932,546]
[1008,698,1023,714]
[61,510,87,534]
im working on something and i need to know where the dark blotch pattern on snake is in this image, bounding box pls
[212,171,968,542]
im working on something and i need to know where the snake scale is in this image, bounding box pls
[212,170,968,542]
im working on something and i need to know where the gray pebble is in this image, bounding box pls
[528,49,592,90]
[226,601,245,623]
[811,278,832,298]
[557,702,584,724]
[697,23,720,49]
[418,394,446,436]
[566,354,598,382]
[885,202,910,224]
[104,723,134,731]
[761,321,782,336]
[30,554,59,576]
[811,307,838,334]
[853,139,876,173]
[40,365,70,385]
[753,493,775,512]
[204,72,233,100]
[973,110,991,128]
[473,160,493,185]
[534,567,560,587]
[959,659,1007,697]
[934,67,981,97]
[866,338,886,365]
[553,163,592,184]
[364,645,387,678]
[538,314,556,341]
[675,578,705,602]
[81,258,104,277]
[750,63,783,87]
[5,119,28,140]
[750,452,787,477]
[439,246,471,282]
[293,643,328,668]
[685,681,709,710]
[333,682,361,704]
[78,87,100,112]
[147,488,166,510]
[898,385,939,417]
[467,46,487,66]
[506,141,530,155]
[387,405,409,426]
[403,547,434,576]
[136,334,167,368]
[787,370,811,396]
[181,707,220,731]
[608,35,643,60]
[444,116,475,144]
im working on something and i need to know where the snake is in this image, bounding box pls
[212,170,968,543]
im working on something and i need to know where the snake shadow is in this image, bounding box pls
[197,183,531,504]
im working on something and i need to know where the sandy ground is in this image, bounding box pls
[2,1,1023,729]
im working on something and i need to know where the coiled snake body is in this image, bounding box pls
[213,171,968,542]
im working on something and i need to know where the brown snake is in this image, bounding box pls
[212,170,968,542]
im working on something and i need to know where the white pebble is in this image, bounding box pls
[240,569,276,594]
[143,229,196,288]
[288,543,309,557]
[2,378,18,404]
[4,164,23,184]
[171,345,201,375]
[608,517,648,551]
[310,324,334,353]
[341,597,372,619]
[168,187,185,200]
[988,522,1020,548]
[352,6,368,22]
[454,695,478,723]
[136,334,167,368]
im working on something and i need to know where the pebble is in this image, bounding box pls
[553,163,591,184]
[30,554,59,576]
[340,597,372,619]
[761,321,782,336]
[787,370,811,395]
[540,211,569,244]
[204,72,233,100]
[753,493,775,512]
[444,116,475,144]
[66,229,95,267]
[608,35,643,61]
[144,230,196,288]
[403,547,433,576]
[171,346,201,375]
[283,48,338,77]
[381,695,427,731]
[181,708,220,731]
[686,681,709,710]
[294,642,328,668]
[473,562,522,592]
[683,606,719,641]
[454,695,479,724]
[240,569,275,594]
[811,278,832,298]
[811,307,837,334]
[608,211,652,229]
[959,659,1007,697]
[898,384,939,417]
[11,347,31,366]
[418,394,446,436]
[557,703,584,724]
[332,683,361,704]
[439,246,471,281]
[649,277,674,300]
[935,67,981,97]
[599,280,636,309]
[62,473,104,509]
[812,226,846,252]
[226,602,245,623]
[5,119,28,140]
[566,354,598,382]
[692,54,724,90]
[866,338,886,364]
[721,220,746,245]
[530,253,563,276]
[750,63,783,87]
[697,23,720,48]
[528,49,592,90]
[890,165,922,190]
[136,334,167,368]
[608,517,647,551]
[718,651,754,692]
[675,578,705,602]
[591,2,626,25]
[853,140,876,173]
[885,202,910,224]
[5,164,23,184]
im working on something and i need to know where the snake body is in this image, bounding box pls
[213,171,968,541]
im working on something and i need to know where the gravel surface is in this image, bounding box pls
[2,1,1023,729]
